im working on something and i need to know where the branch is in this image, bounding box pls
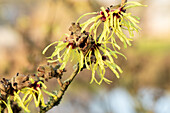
[39,2,129,112]
[39,63,80,113]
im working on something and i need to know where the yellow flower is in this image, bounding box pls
[84,42,126,85]
[14,78,57,112]
[43,41,84,71]
[76,1,147,48]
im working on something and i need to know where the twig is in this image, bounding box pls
[57,78,63,87]
[39,63,80,113]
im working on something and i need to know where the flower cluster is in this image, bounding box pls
[77,1,146,48]
[43,23,92,71]
[14,78,57,112]
[43,1,146,84]
[0,64,63,112]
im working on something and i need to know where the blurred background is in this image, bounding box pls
[0,0,170,113]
